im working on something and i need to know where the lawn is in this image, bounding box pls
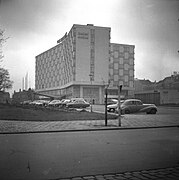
[0,104,117,121]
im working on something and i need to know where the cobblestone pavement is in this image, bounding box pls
[56,166,179,180]
[0,114,179,133]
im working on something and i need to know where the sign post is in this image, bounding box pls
[105,88,108,126]
[89,74,93,112]
[118,85,122,126]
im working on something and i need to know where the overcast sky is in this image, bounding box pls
[0,0,179,94]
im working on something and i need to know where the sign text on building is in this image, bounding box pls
[78,32,89,39]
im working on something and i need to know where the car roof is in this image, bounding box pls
[125,99,141,102]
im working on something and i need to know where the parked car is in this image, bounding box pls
[21,100,32,105]
[66,99,90,108]
[107,98,118,105]
[48,100,62,107]
[61,99,71,107]
[119,99,157,114]
[29,100,50,106]
[107,100,124,112]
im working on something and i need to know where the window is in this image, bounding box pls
[124,52,129,59]
[124,64,129,70]
[129,58,133,65]
[119,46,124,53]
[119,69,123,76]
[119,58,123,65]
[124,75,128,82]
[114,51,119,58]
[135,100,142,105]
[114,63,118,70]
[129,69,133,76]
[114,75,118,81]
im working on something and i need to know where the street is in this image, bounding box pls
[0,127,179,180]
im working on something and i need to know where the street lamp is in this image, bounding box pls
[104,80,110,126]
[89,73,93,112]
[118,85,122,126]
[104,86,108,126]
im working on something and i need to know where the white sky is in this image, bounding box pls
[0,0,179,95]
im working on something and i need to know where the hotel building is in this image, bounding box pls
[35,24,135,104]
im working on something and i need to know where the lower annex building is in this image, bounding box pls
[35,24,135,104]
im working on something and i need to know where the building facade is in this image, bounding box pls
[35,24,135,104]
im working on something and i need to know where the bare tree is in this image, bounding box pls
[0,68,13,91]
[0,28,9,62]
[0,28,13,91]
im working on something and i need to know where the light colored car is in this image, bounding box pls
[29,100,47,106]
[107,100,124,112]
[66,99,90,108]
[107,99,118,105]
[21,100,32,105]
[48,100,62,107]
[61,99,71,107]
[120,99,157,114]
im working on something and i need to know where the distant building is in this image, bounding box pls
[12,88,38,104]
[35,24,135,104]
[156,73,179,90]
[0,91,10,104]
[134,72,179,105]
[134,78,156,92]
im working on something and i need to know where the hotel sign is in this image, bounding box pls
[57,32,67,43]
[77,32,89,39]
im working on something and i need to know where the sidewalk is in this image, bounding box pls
[0,114,179,133]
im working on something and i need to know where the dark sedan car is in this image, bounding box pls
[120,99,157,114]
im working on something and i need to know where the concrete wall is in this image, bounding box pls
[75,26,91,82]
[75,25,110,83]
[160,89,179,104]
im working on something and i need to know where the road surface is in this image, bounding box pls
[0,127,179,180]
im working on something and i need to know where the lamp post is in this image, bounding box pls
[118,85,122,126]
[104,81,110,126]
[104,86,108,126]
[89,74,93,112]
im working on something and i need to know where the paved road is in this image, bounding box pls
[0,127,179,180]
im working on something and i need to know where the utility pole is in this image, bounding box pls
[89,74,93,112]
[104,80,110,126]
[105,87,108,126]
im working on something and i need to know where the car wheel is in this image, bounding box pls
[150,109,157,114]
[125,109,130,114]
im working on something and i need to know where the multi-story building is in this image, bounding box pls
[35,24,135,104]
[108,43,135,99]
